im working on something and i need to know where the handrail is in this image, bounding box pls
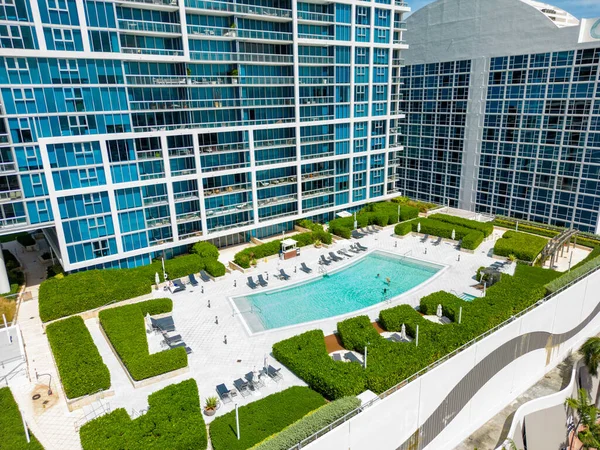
[0,360,25,386]
[288,260,600,450]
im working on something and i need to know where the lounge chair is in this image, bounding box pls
[300,262,312,273]
[338,249,352,258]
[188,273,199,286]
[319,255,331,265]
[351,230,364,239]
[267,365,283,382]
[200,270,211,282]
[247,276,258,289]
[170,279,186,293]
[368,225,380,233]
[433,236,442,246]
[279,269,290,280]
[355,242,368,251]
[332,353,343,362]
[168,341,192,354]
[245,371,265,389]
[234,378,251,397]
[348,245,360,254]
[344,352,362,364]
[216,383,237,403]
[360,227,372,235]
[151,317,176,333]
[162,333,182,345]
[420,234,429,243]
[257,274,268,287]
[329,251,342,262]
[388,333,404,343]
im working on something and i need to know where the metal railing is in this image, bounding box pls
[1,360,26,386]
[118,19,180,34]
[288,260,600,450]
[185,0,292,19]
[297,11,334,22]
[121,47,183,56]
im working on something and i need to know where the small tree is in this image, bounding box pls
[565,388,598,450]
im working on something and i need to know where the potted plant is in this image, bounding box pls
[508,254,517,264]
[204,396,219,416]
[186,66,192,77]
[250,258,257,268]
[229,68,239,84]
[314,239,322,248]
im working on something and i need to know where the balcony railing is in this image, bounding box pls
[256,156,296,166]
[302,169,334,181]
[143,195,169,206]
[118,19,180,34]
[0,190,22,202]
[297,11,334,23]
[257,175,297,188]
[122,47,183,56]
[300,133,334,144]
[303,186,335,198]
[173,191,199,202]
[199,142,248,154]
[299,76,334,85]
[169,147,194,157]
[0,216,28,228]
[147,217,172,228]
[185,0,292,19]
[119,0,178,6]
[300,96,334,105]
[297,32,334,40]
[258,209,297,222]
[202,162,251,173]
[303,201,333,212]
[394,21,408,30]
[189,51,293,64]
[149,236,173,247]
[258,194,297,207]
[206,203,252,217]
[0,162,16,173]
[298,55,334,65]
[133,117,295,133]
[176,212,201,224]
[300,115,335,123]
[208,219,253,232]
[254,137,296,149]
[204,182,251,197]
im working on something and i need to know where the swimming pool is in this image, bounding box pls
[232,251,443,333]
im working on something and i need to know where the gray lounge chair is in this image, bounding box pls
[216,383,237,403]
[338,249,352,258]
[162,333,182,345]
[257,274,268,287]
[245,371,265,389]
[368,225,380,233]
[319,255,331,265]
[168,341,192,354]
[300,262,312,273]
[267,365,283,382]
[388,333,404,343]
[433,236,442,246]
[234,378,250,397]
[279,269,290,280]
[329,251,342,262]
[344,352,362,364]
[348,245,360,254]
[170,279,186,293]
[200,270,211,282]
[420,234,429,243]
[351,230,364,239]
[355,242,368,251]
[151,317,175,333]
[360,227,372,235]
[332,353,343,362]
[247,276,258,289]
[188,273,199,286]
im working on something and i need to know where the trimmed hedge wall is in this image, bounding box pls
[394,221,414,236]
[46,316,110,399]
[546,253,600,294]
[0,387,44,450]
[210,387,326,450]
[39,253,219,322]
[80,379,206,450]
[253,396,361,450]
[273,265,559,399]
[493,231,547,262]
[411,218,484,250]
[191,241,219,259]
[328,201,419,239]
[98,299,187,381]
[2,249,24,296]
[16,234,36,247]
[428,214,493,237]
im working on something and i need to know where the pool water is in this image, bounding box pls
[233,251,442,333]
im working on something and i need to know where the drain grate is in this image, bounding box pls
[32,394,41,400]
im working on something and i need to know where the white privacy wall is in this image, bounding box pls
[304,269,600,450]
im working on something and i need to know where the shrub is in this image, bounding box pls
[546,253,600,294]
[99,299,187,381]
[80,379,206,450]
[411,218,485,250]
[461,230,484,250]
[16,234,36,247]
[210,387,326,450]
[428,214,493,237]
[272,330,366,400]
[203,258,226,277]
[39,254,206,322]
[494,231,547,262]
[0,387,43,450]
[191,241,219,259]
[391,196,437,213]
[46,316,110,399]
[274,265,557,398]
[234,240,281,269]
[0,232,29,244]
[254,396,361,450]
[372,213,389,227]
[394,221,413,236]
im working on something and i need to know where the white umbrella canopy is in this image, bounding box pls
[436,304,443,318]
[417,222,421,233]
[145,313,153,333]
[451,229,456,240]
[155,272,160,286]
[400,323,407,341]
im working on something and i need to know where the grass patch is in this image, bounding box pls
[210,387,326,450]
[493,230,548,262]
[80,379,206,450]
[274,265,558,399]
[391,196,438,213]
[0,296,17,323]
[99,299,187,381]
[0,387,44,449]
[0,232,29,244]
[46,316,110,399]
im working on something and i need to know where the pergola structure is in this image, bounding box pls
[540,229,578,268]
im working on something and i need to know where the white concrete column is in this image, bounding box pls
[0,245,11,294]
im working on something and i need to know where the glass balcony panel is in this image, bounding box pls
[118,19,180,34]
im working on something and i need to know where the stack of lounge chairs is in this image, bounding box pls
[349,243,367,253]
[151,316,193,354]
[169,279,186,293]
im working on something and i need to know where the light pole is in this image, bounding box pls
[235,403,240,440]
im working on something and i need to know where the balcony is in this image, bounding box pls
[176,211,201,224]
[394,21,407,30]
[185,0,292,20]
[121,47,183,56]
[301,169,334,181]
[149,236,174,247]
[202,162,251,173]
[133,117,295,133]
[118,19,181,35]
[143,194,169,207]
[298,55,334,65]
[209,219,253,232]
[297,11,334,23]
[254,137,296,149]
[0,190,22,202]
[303,201,333,213]
[204,182,252,197]
[0,162,17,173]
[199,142,248,154]
[299,96,334,105]
[300,115,335,123]
[0,216,28,229]
[300,133,334,144]
[302,186,334,198]
[117,0,178,8]
[168,147,194,157]
[299,76,334,85]
[147,217,172,228]
[257,175,297,188]
[297,32,334,40]
[174,191,199,202]
[205,203,252,217]
[257,194,297,207]
[258,209,297,222]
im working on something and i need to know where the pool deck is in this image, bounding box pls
[7,225,590,450]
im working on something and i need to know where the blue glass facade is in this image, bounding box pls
[0,0,408,270]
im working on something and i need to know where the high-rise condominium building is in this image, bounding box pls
[0,0,408,271]
[399,0,600,233]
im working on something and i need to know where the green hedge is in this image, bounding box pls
[428,214,493,237]
[546,254,600,294]
[39,254,208,322]
[394,221,413,236]
[16,234,36,247]
[0,387,44,450]
[461,231,484,251]
[391,196,438,213]
[272,330,366,400]
[253,396,361,450]
[274,265,559,398]
[203,258,226,277]
[191,241,219,259]
[411,218,484,250]
[98,299,187,381]
[80,379,206,450]
[210,387,326,450]
[494,231,547,262]
[2,249,23,296]
[46,316,110,399]
[0,232,29,244]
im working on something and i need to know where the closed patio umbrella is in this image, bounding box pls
[436,304,443,318]
[401,323,407,341]
[145,313,152,333]
[155,272,160,288]
[451,229,455,240]
[417,222,421,233]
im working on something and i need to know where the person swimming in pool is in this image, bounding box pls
[376,273,380,278]
[386,277,391,285]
